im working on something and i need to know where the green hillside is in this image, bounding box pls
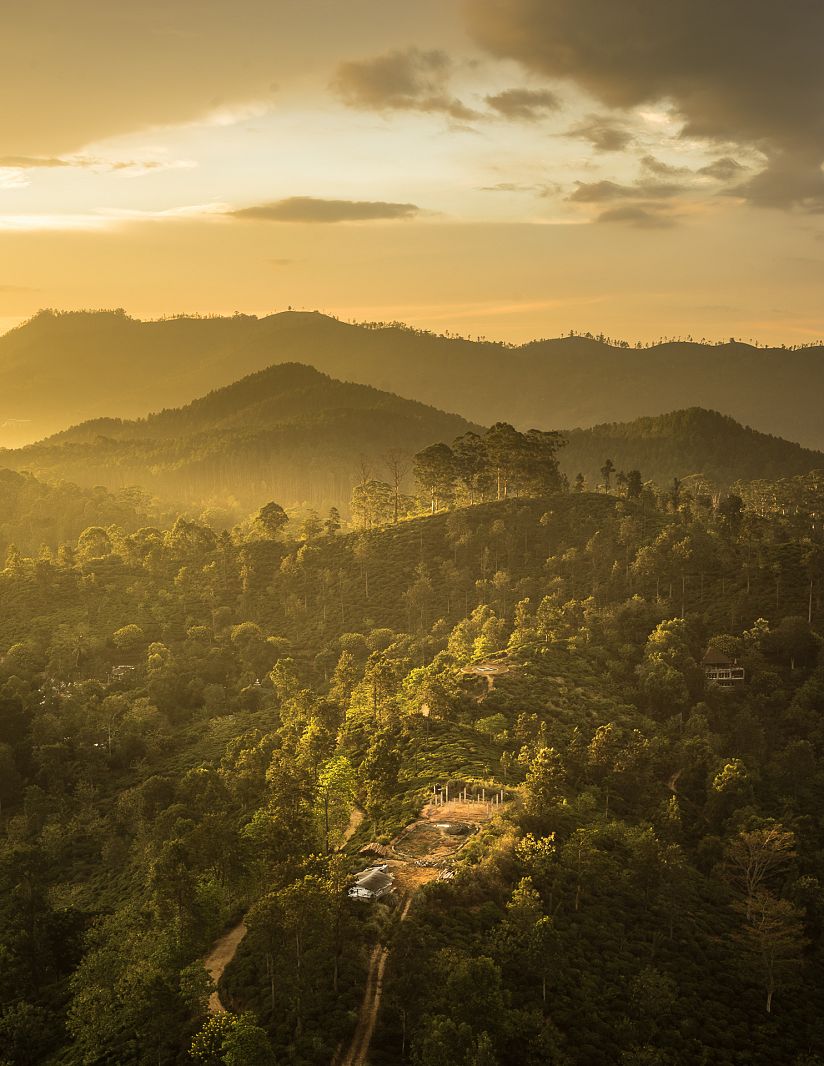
[2,309,824,449]
[2,474,824,1064]
[561,408,824,489]
[0,363,477,514]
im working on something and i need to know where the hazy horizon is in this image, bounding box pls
[3,305,824,350]
[4,6,824,1066]
[2,2,824,345]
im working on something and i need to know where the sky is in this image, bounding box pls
[2,0,824,344]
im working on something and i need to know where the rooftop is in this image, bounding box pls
[354,869,393,893]
[702,648,735,666]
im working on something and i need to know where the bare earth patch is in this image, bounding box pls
[204,920,247,1013]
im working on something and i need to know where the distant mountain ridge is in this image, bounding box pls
[0,362,477,513]
[1,309,823,449]
[561,407,824,489]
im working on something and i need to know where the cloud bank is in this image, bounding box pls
[485,88,560,121]
[464,0,824,208]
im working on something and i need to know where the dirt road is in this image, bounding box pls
[202,805,363,1013]
[340,897,412,1066]
[338,798,505,1064]
[204,920,248,1012]
[340,806,364,848]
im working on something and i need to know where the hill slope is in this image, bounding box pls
[561,408,824,489]
[2,309,824,449]
[0,363,477,513]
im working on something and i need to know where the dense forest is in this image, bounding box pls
[2,419,824,1064]
[0,469,159,555]
[3,309,824,449]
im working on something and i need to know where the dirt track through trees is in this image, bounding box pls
[204,920,247,1012]
[338,798,504,1064]
[340,897,412,1066]
[203,806,363,1013]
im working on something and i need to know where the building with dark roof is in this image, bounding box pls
[702,648,745,686]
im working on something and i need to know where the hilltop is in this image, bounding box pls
[0,362,476,513]
[2,309,824,449]
[561,407,824,489]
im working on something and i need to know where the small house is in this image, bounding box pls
[348,866,394,901]
[702,649,745,686]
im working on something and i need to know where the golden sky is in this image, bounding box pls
[2,0,823,344]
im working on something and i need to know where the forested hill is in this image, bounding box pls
[0,363,477,514]
[3,308,824,449]
[562,408,824,489]
[3,481,824,1064]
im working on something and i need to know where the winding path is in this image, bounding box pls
[340,805,364,847]
[204,920,248,1012]
[340,898,413,1066]
[338,798,500,1064]
[203,806,364,1014]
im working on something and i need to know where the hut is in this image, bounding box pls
[348,866,394,901]
[702,648,745,686]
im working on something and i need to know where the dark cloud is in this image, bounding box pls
[736,151,824,210]
[697,156,747,182]
[568,178,686,203]
[232,197,420,223]
[332,48,477,121]
[596,204,677,228]
[464,0,824,208]
[640,155,691,178]
[2,2,398,156]
[485,87,561,121]
[568,171,687,228]
[568,115,633,152]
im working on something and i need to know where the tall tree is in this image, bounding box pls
[413,443,456,513]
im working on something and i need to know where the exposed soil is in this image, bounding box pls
[339,897,413,1066]
[338,796,507,1062]
[204,805,363,1014]
[340,806,364,847]
[203,920,247,1012]
[422,798,503,823]
[461,660,517,692]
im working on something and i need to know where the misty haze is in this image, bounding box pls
[1,4,824,1066]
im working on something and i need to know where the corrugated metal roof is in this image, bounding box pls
[355,869,393,892]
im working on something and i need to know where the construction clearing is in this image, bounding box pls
[337,791,510,1064]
